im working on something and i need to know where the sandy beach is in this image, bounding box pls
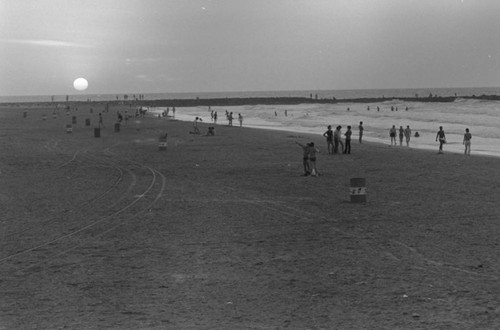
[1,103,500,329]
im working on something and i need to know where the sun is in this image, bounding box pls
[73,77,88,91]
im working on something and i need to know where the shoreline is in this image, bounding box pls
[154,107,500,159]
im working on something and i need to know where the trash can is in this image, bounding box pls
[85,118,91,126]
[158,135,167,151]
[94,127,100,138]
[350,178,366,203]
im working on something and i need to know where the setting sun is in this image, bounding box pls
[73,77,88,91]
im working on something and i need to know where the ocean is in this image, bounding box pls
[2,87,500,103]
[143,88,500,157]
[2,87,500,157]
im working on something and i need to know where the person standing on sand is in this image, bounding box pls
[296,141,311,176]
[192,117,201,134]
[214,111,218,124]
[358,121,364,143]
[404,125,411,147]
[334,126,344,153]
[463,128,472,155]
[323,125,334,154]
[436,126,446,154]
[399,126,404,146]
[307,142,320,176]
[343,126,352,154]
[389,125,397,145]
[238,113,243,127]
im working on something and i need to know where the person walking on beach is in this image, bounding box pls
[436,126,446,154]
[399,126,404,146]
[238,113,243,127]
[404,125,411,147]
[323,125,334,154]
[358,121,364,143]
[343,126,352,154]
[296,141,311,176]
[334,126,344,153]
[214,111,218,124]
[463,128,472,155]
[389,125,397,145]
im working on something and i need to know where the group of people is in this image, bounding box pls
[161,107,176,118]
[209,110,244,127]
[296,141,320,176]
[435,126,472,155]
[389,125,412,147]
[387,125,472,155]
[322,124,354,155]
[297,123,474,177]
[221,111,244,127]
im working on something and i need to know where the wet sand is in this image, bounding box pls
[1,103,500,329]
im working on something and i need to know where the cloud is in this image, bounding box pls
[125,58,166,64]
[135,74,155,82]
[1,39,94,48]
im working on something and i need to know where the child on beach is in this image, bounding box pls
[296,141,311,176]
[436,126,446,154]
[323,125,334,154]
[296,142,320,176]
[307,142,320,176]
[463,128,472,155]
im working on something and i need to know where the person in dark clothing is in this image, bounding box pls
[343,126,352,154]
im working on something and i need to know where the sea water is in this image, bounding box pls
[154,98,500,157]
[2,87,500,103]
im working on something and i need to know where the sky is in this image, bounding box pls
[1,0,499,96]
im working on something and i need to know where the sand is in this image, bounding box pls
[1,102,500,329]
